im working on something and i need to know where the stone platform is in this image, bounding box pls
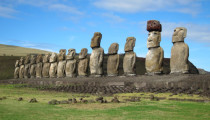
[1,74,210,96]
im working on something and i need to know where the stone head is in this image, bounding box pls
[79,48,88,59]
[36,54,43,63]
[19,57,24,66]
[108,43,119,55]
[58,49,66,61]
[172,27,187,43]
[43,53,51,63]
[66,49,76,60]
[30,55,37,64]
[15,60,19,67]
[24,55,30,64]
[49,52,57,63]
[90,32,102,48]
[147,31,161,48]
[124,37,136,52]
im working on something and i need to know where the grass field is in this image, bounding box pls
[0,84,209,120]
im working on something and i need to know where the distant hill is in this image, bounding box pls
[0,44,51,56]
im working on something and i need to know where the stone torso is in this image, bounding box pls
[42,63,51,78]
[78,58,88,77]
[24,64,30,78]
[107,54,119,76]
[30,64,36,78]
[19,65,24,79]
[89,47,104,76]
[14,67,20,79]
[66,59,77,77]
[49,62,57,78]
[36,63,43,78]
[57,60,66,78]
[123,52,136,75]
[146,47,164,74]
[170,42,189,73]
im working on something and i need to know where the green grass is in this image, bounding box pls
[0,84,209,120]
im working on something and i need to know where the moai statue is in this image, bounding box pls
[36,54,43,78]
[78,48,89,77]
[170,27,189,74]
[49,53,58,78]
[19,57,24,79]
[42,53,51,78]
[107,43,120,76]
[145,20,164,75]
[123,37,136,76]
[30,55,37,78]
[66,49,77,77]
[89,32,104,77]
[24,55,31,79]
[14,60,20,79]
[57,49,66,78]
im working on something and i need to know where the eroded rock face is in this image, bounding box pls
[123,37,136,76]
[19,57,24,79]
[146,20,164,75]
[57,49,66,78]
[49,53,58,78]
[170,27,189,74]
[14,60,20,79]
[107,43,119,76]
[42,53,51,78]
[78,48,88,77]
[36,54,43,78]
[66,49,76,77]
[90,32,104,77]
[24,55,31,79]
[30,55,36,78]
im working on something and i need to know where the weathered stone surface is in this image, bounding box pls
[90,32,102,48]
[78,48,88,77]
[124,37,136,52]
[171,27,189,74]
[90,47,104,77]
[107,43,119,76]
[66,49,76,77]
[108,43,119,55]
[14,60,19,79]
[36,54,43,78]
[19,57,24,79]
[30,55,36,78]
[79,48,88,59]
[49,53,58,78]
[78,58,88,77]
[42,53,51,78]
[147,31,161,48]
[147,20,162,32]
[24,55,30,79]
[146,47,164,74]
[57,49,66,78]
[123,51,136,76]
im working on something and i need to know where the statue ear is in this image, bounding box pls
[158,32,161,42]
[183,28,187,38]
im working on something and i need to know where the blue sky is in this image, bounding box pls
[0,0,210,71]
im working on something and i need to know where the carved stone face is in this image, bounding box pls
[15,60,19,67]
[172,27,187,43]
[66,49,76,60]
[30,55,37,64]
[43,53,51,63]
[109,43,119,55]
[90,32,102,48]
[24,55,30,64]
[147,31,161,48]
[49,52,57,63]
[124,37,136,52]
[36,54,43,63]
[79,48,88,59]
[19,57,24,65]
[58,49,66,61]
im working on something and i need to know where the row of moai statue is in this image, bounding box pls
[14,20,190,79]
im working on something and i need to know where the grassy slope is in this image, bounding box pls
[0,44,51,56]
[0,85,209,120]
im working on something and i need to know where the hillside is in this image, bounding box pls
[0,44,51,56]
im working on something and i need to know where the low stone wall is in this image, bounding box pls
[1,74,210,96]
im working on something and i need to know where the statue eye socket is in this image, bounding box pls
[148,34,150,36]
[174,30,176,32]
[154,32,157,35]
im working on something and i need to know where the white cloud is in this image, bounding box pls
[93,0,201,15]
[101,13,125,23]
[0,6,18,18]
[48,4,83,15]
